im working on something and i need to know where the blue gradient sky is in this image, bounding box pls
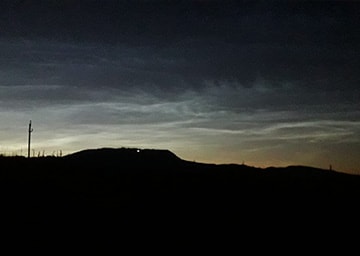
[0,1,359,174]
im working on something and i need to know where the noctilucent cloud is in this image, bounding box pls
[0,1,359,174]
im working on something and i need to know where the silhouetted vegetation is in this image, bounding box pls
[1,148,359,251]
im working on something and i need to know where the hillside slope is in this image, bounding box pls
[1,147,359,251]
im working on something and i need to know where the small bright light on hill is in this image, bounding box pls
[137,149,140,153]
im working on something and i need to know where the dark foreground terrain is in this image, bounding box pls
[1,148,359,253]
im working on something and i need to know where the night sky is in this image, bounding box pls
[0,0,359,174]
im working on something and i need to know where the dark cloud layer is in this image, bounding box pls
[0,1,359,174]
[1,1,360,90]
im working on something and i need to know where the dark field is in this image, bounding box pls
[1,148,359,253]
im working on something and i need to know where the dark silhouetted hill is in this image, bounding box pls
[1,147,359,252]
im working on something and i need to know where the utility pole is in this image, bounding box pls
[28,120,33,158]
